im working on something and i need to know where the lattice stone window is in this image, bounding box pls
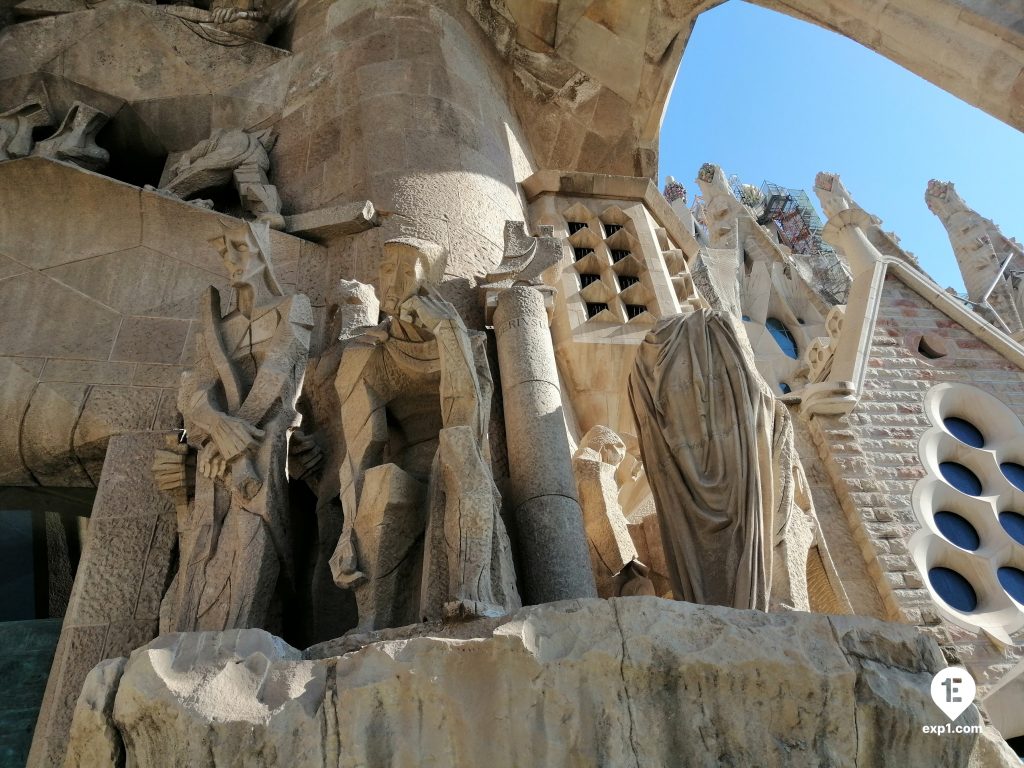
[559,202,660,327]
[910,383,1024,642]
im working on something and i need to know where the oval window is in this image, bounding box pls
[934,511,980,551]
[943,417,984,449]
[999,566,1024,603]
[939,462,983,496]
[928,567,978,612]
[1001,463,1024,492]
[1000,511,1024,546]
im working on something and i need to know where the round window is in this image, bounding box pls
[1000,511,1024,546]
[943,417,984,449]
[939,462,983,496]
[934,511,980,551]
[999,566,1024,604]
[928,567,978,612]
[1001,463,1024,492]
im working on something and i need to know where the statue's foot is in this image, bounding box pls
[442,599,507,623]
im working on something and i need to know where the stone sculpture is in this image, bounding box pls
[162,0,295,44]
[0,98,52,161]
[297,278,379,641]
[572,425,655,598]
[32,101,108,171]
[158,221,312,632]
[331,237,519,631]
[158,128,284,229]
[628,308,849,612]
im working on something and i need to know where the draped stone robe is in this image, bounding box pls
[628,309,793,610]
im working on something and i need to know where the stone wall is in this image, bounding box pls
[808,273,1024,684]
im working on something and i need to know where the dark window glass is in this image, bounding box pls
[934,511,980,550]
[766,317,798,359]
[579,273,601,288]
[928,567,977,612]
[618,275,639,289]
[943,417,984,448]
[585,302,608,319]
[999,511,1024,545]
[999,566,1024,603]
[567,222,587,235]
[779,382,792,394]
[611,249,630,263]
[604,224,622,236]
[1002,462,1024,492]
[625,304,645,319]
[940,462,983,496]
[741,315,751,322]
[573,247,593,261]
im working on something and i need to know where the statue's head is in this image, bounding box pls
[577,425,626,467]
[210,220,282,295]
[379,237,446,316]
[329,279,379,337]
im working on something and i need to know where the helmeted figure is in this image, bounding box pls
[159,221,312,632]
[330,237,519,632]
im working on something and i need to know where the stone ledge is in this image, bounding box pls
[64,598,1017,767]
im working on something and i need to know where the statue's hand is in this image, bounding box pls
[211,6,240,23]
[197,442,228,480]
[404,294,460,333]
[152,448,188,492]
[210,414,263,462]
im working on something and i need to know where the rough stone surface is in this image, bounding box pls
[65,599,1018,767]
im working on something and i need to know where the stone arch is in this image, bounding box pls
[478,0,1022,177]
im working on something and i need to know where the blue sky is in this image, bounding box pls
[658,1,1024,292]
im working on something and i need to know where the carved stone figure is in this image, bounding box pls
[628,308,849,612]
[32,101,109,171]
[159,221,312,632]
[298,278,379,641]
[331,237,519,631]
[158,128,284,229]
[0,98,52,161]
[162,0,295,44]
[572,425,655,598]
[926,179,1024,338]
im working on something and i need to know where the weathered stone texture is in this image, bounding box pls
[65,599,1017,767]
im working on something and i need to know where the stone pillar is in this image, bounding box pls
[27,432,177,768]
[491,286,596,603]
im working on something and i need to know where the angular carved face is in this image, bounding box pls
[379,249,422,316]
[217,230,264,289]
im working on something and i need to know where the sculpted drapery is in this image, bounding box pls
[628,309,795,610]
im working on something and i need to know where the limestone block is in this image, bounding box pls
[62,658,125,768]
[0,356,39,484]
[64,599,1019,767]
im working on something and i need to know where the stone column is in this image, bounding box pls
[491,286,596,603]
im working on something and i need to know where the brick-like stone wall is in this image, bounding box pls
[809,273,1024,684]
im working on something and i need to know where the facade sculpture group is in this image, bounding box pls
[149,211,851,637]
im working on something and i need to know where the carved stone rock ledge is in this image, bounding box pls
[65,598,1016,768]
